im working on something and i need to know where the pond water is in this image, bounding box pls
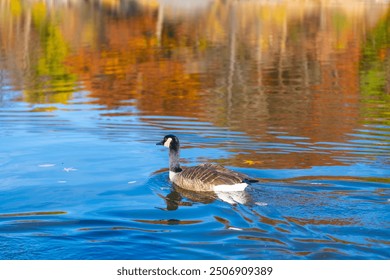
[0,0,389,260]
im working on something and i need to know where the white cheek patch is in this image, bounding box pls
[164,137,172,148]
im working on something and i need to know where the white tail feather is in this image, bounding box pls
[213,183,248,192]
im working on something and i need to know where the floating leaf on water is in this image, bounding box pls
[243,160,262,165]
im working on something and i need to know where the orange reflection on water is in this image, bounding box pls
[0,0,389,169]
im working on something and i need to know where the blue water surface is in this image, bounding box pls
[1,94,389,260]
[0,0,390,260]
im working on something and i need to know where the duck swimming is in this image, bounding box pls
[156,134,258,192]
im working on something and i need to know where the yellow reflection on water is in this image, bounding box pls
[0,211,67,217]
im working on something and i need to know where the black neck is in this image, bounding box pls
[169,146,182,172]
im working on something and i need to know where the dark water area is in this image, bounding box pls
[0,0,389,259]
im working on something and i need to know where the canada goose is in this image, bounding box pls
[156,134,258,192]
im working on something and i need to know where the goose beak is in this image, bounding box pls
[156,140,164,146]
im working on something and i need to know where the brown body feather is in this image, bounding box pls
[172,163,257,192]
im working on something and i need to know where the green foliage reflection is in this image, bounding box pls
[24,3,75,104]
[360,8,390,126]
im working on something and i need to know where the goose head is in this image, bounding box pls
[156,134,180,150]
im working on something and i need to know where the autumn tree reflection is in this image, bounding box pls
[0,0,388,168]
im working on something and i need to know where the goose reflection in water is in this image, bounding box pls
[157,184,252,211]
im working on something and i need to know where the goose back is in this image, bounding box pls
[172,163,255,192]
